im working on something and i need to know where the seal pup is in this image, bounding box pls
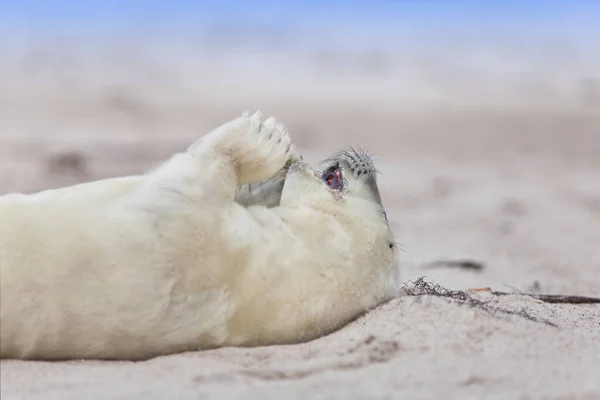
[0,111,398,360]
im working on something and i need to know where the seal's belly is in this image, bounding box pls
[0,178,238,360]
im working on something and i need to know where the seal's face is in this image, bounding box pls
[279,148,398,302]
[280,148,397,258]
[281,149,389,221]
[319,148,384,209]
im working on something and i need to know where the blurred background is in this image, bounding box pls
[1,1,599,292]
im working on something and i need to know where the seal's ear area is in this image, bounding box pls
[280,162,333,206]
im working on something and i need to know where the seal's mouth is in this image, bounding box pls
[322,162,343,191]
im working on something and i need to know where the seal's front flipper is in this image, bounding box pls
[144,112,295,205]
[188,111,294,186]
[234,148,303,208]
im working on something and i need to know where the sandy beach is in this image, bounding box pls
[1,32,599,399]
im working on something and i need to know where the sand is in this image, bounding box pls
[1,38,599,399]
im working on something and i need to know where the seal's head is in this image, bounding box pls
[281,148,388,223]
[280,148,398,299]
[319,148,384,208]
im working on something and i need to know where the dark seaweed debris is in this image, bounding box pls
[400,277,558,327]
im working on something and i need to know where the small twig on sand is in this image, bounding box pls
[466,287,492,293]
[490,291,600,304]
[421,259,485,272]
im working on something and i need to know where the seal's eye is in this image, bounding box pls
[322,163,343,191]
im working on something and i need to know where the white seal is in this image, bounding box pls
[0,111,399,360]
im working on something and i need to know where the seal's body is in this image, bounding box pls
[0,112,398,360]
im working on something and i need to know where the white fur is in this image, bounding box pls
[0,112,399,360]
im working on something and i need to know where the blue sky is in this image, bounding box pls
[1,1,599,38]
